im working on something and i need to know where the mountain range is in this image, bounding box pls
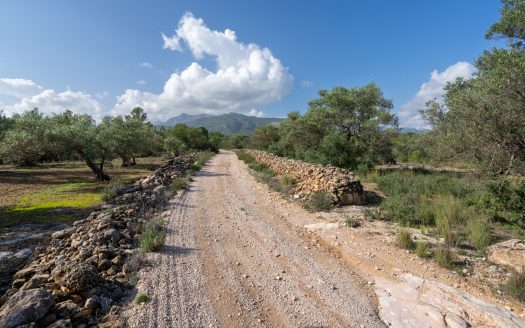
[159,112,283,135]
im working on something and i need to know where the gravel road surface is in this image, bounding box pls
[127,150,385,328]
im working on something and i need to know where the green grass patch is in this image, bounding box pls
[11,181,101,212]
[236,151,256,164]
[134,292,152,304]
[139,219,166,253]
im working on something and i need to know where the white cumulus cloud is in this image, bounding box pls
[0,78,43,98]
[246,109,265,117]
[397,61,476,129]
[114,12,293,122]
[0,78,102,119]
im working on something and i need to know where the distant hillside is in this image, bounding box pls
[161,113,283,135]
[163,113,213,126]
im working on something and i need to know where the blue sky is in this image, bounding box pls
[0,1,503,127]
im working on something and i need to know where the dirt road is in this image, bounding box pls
[127,150,385,327]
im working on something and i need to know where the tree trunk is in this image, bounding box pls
[131,156,137,166]
[121,155,130,167]
[85,158,110,181]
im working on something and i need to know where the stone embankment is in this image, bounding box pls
[246,150,365,205]
[0,154,198,328]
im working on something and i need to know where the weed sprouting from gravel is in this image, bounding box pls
[139,219,166,252]
[345,216,360,228]
[134,292,152,304]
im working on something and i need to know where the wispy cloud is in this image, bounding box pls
[138,62,154,69]
[300,80,313,88]
[398,61,476,129]
[136,80,146,85]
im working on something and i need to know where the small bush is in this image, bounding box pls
[363,208,383,221]
[467,217,492,251]
[415,241,429,257]
[171,177,187,192]
[134,293,152,304]
[281,175,295,187]
[505,269,525,302]
[125,252,150,273]
[396,229,415,249]
[139,219,166,252]
[190,163,202,172]
[433,246,455,269]
[304,191,334,212]
[102,177,125,201]
[345,216,360,228]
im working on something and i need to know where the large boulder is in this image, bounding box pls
[0,288,54,328]
[487,239,525,272]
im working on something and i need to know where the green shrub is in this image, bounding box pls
[134,293,152,304]
[467,217,492,252]
[190,163,202,172]
[139,220,166,252]
[396,229,415,249]
[171,177,187,192]
[102,177,125,201]
[433,246,455,269]
[304,191,334,212]
[415,241,429,257]
[505,269,525,302]
[236,151,255,164]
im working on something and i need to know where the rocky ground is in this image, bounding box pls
[0,154,198,328]
[125,150,525,328]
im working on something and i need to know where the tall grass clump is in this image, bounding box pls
[139,219,166,252]
[415,241,429,257]
[505,269,525,302]
[171,177,187,192]
[434,195,464,245]
[433,246,455,269]
[396,228,415,249]
[467,216,492,252]
[102,176,125,201]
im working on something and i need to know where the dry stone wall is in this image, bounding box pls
[246,150,365,205]
[0,154,199,328]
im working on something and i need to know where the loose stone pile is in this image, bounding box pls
[246,150,365,205]
[0,154,198,328]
